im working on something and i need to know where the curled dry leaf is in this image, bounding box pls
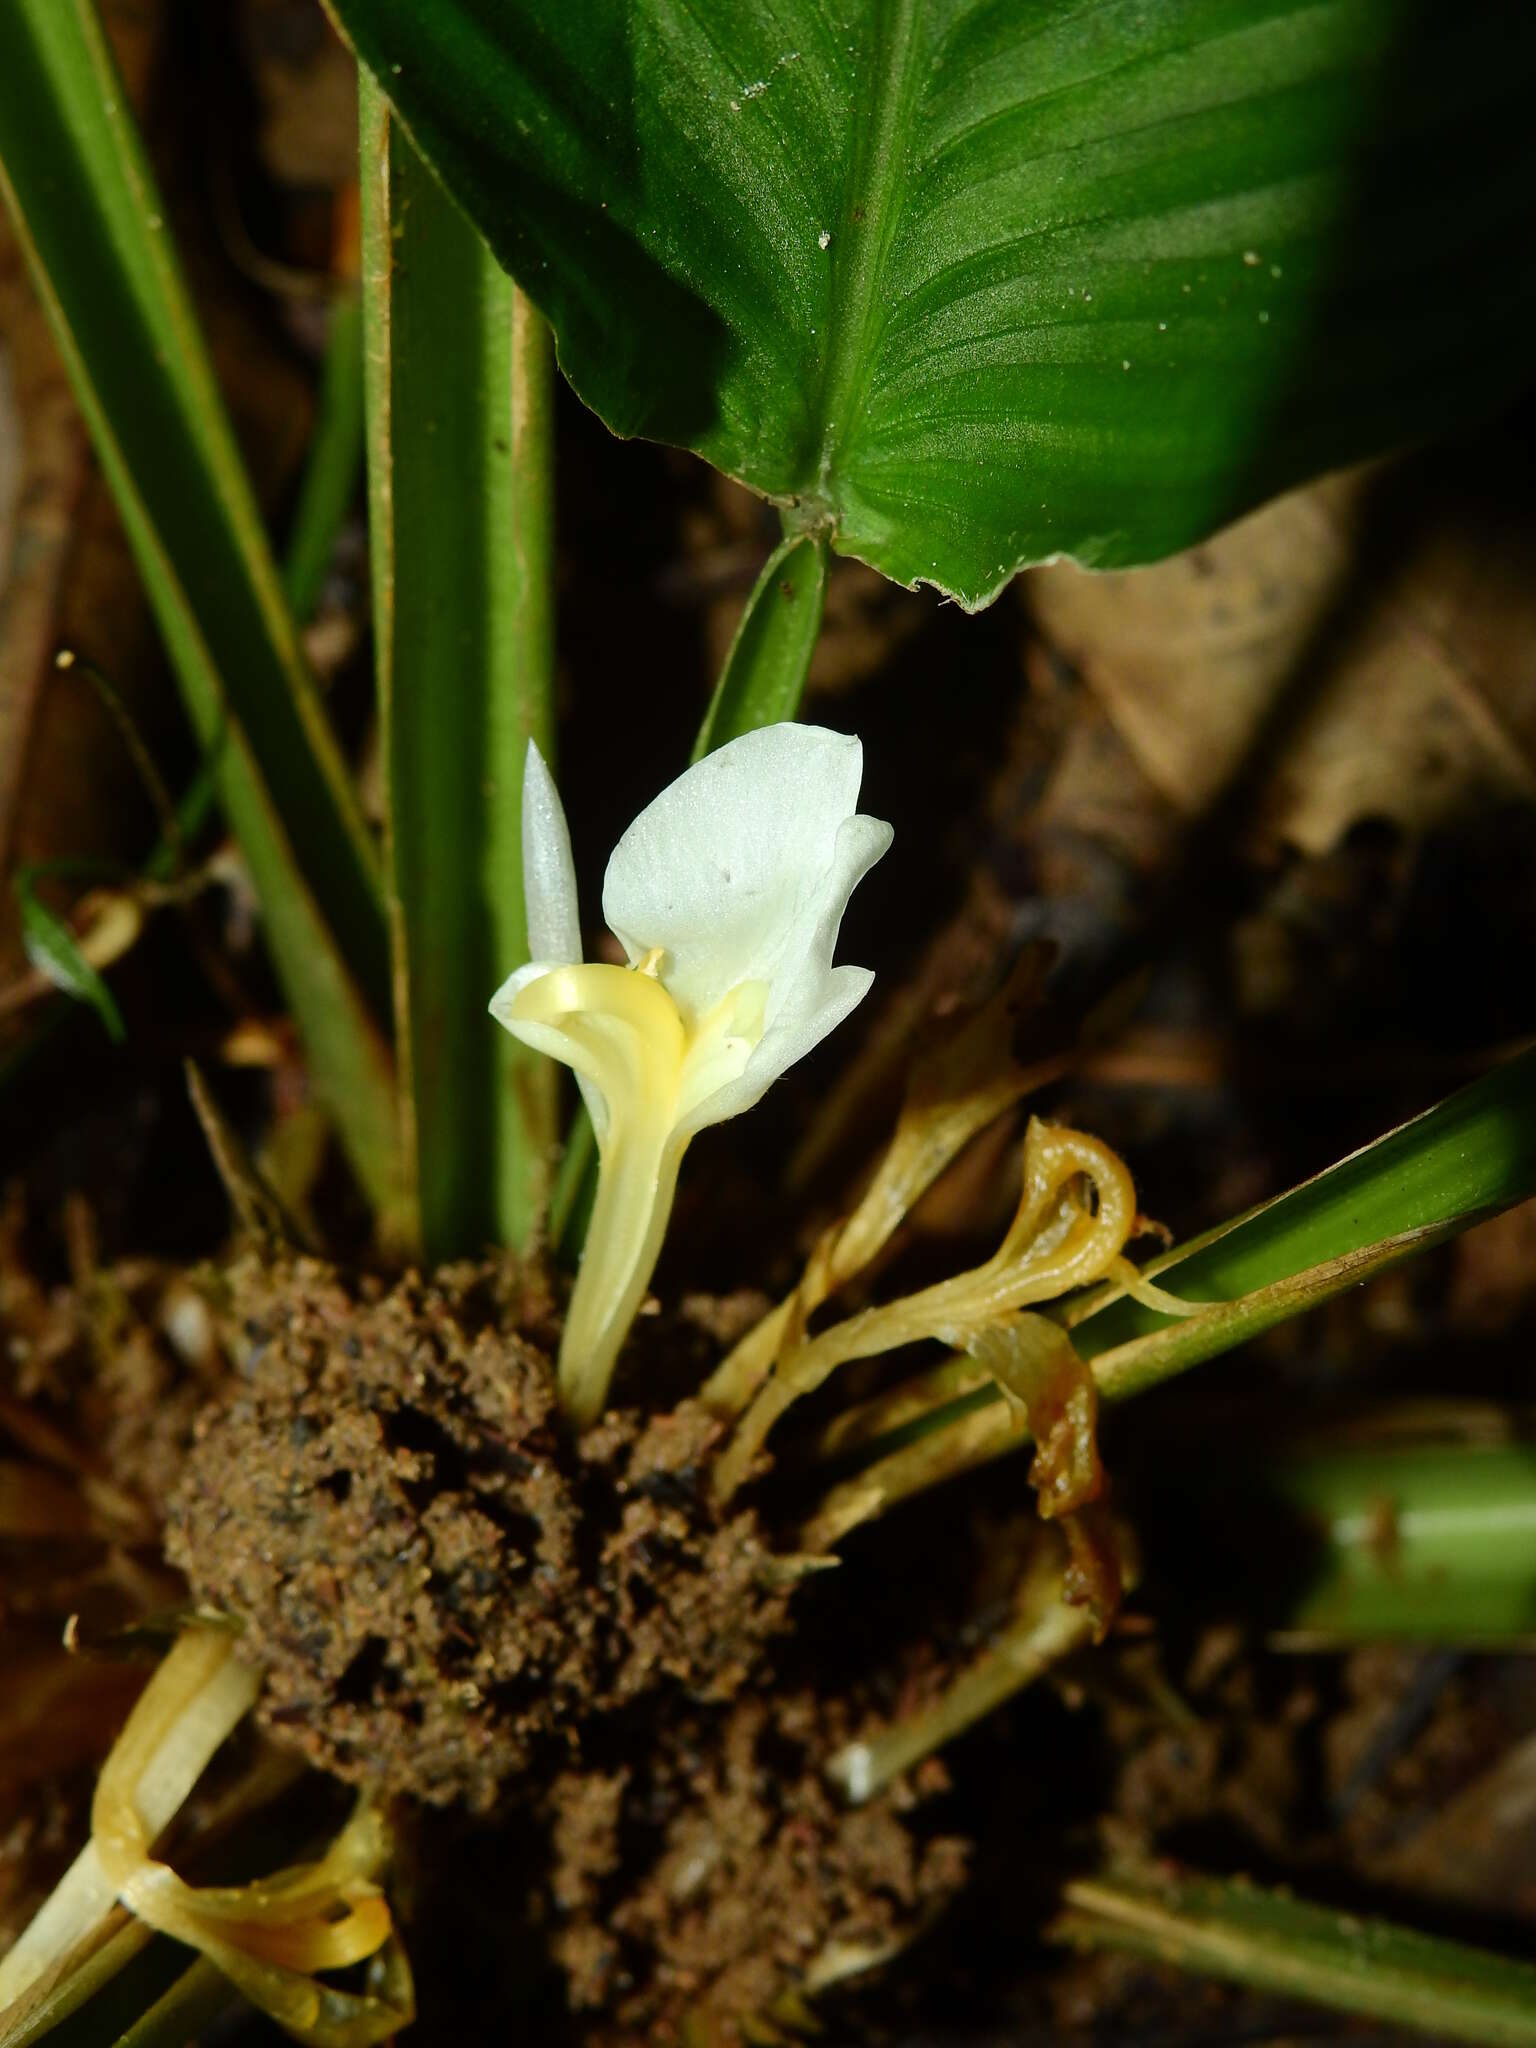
[965,1317,1124,1636]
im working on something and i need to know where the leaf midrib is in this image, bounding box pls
[812,0,925,506]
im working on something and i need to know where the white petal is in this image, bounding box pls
[522,740,581,966]
[489,958,609,1145]
[676,809,890,1135]
[756,809,892,1039]
[601,724,867,1024]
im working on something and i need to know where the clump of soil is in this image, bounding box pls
[166,1255,791,1810]
[541,1688,969,2041]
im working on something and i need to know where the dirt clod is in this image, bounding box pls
[166,1255,790,1810]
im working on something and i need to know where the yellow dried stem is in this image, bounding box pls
[801,1398,1028,1553]
[712,1121,1136,1505]
[0,1629,253,2012]
[825,1535,1100,1806]
[1,1628,412,2048]
[1097,1254,1204,1321]
[702,953,1062,1417]
[813,1354,992,1460]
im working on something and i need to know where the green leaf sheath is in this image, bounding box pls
[1057,1869,1536,2048]
[326,1,1536,607]
[362,77,557,1260]
[0,0,401,1217]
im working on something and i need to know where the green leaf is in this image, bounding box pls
[361,78,558,1259]
[1055,1865,1536,2048]
[692,530,830,763]
[1078,1222,1450,1411]
[0,0,401,1222]
[323,0,1536,608]
[1076,1046,1536,1361]
[15,870,125,1044]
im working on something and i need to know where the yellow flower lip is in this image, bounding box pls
[504,961,768,1131]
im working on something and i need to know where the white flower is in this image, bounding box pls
[490,724,892,1427]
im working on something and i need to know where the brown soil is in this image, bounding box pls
[165,1253,794,1811]
[543,1688,968,2042]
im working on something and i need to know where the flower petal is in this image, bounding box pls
[522,741,581,967]
[677,809,891,1135]
[601,725,869,1024]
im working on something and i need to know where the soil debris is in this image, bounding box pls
[542,1687,968,2042]
[166,1254,792,1810]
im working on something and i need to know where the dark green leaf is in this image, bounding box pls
[324,0,1536,606]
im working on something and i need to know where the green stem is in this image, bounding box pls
[362,77,558,1259]
[691,528,830,762]
[1055,1867,1536,2048]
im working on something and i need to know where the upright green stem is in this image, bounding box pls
[501,293,560,1244]
[362,76,557,1259]
[691,528,830,762]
